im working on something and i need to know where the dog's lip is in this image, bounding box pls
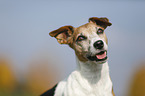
[86,51,108,62]
[96,51,106,55]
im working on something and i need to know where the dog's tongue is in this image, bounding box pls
[96,52,106,59]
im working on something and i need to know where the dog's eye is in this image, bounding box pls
[76,36,87,42]
[97,29,104,34]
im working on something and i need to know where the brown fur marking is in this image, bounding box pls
[112,88,115,96]
[89,17,112,29]
[49,26,74,44]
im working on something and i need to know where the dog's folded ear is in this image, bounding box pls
[89,17,112,29]
[49,26,74,44]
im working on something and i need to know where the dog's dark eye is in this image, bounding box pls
[76,36,87,42]
[97,28,104,34]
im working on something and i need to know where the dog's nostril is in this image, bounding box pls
[93,40,104,49]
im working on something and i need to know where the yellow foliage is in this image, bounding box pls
[25,59,59,95]
[128,64,145,96]
[0,58,17,92]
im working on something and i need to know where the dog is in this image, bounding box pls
[41,17,115,96]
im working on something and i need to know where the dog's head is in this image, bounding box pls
[49,17,112,64]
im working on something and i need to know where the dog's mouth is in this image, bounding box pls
[87,51,108,62]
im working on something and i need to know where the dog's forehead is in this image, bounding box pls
[73,22,104,37]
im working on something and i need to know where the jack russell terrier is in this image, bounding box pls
[41,17,115,96]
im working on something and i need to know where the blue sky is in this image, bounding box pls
[0,0,145,96]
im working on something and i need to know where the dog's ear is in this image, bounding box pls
[49,26,74,44]
[89,17,112,29]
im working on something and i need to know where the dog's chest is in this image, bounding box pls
[54,70,113,96]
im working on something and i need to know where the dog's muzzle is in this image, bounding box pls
[86,40,108,62]
[87,51,108,62]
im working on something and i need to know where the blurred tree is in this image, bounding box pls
[0,57,17,95]
[128,62,145,96]
[25,53,59,95]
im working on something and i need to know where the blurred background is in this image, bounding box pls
[0,0,145,96]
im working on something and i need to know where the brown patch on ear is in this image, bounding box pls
[89,17,112,29]
[49,26,74,44]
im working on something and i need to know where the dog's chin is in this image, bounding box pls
[86,51,108,64]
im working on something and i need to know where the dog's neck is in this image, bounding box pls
[76,57,110,84]
[54,57,112,96]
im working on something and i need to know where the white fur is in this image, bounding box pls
[54,57,113,96]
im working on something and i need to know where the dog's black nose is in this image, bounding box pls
[93,40,104,49]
